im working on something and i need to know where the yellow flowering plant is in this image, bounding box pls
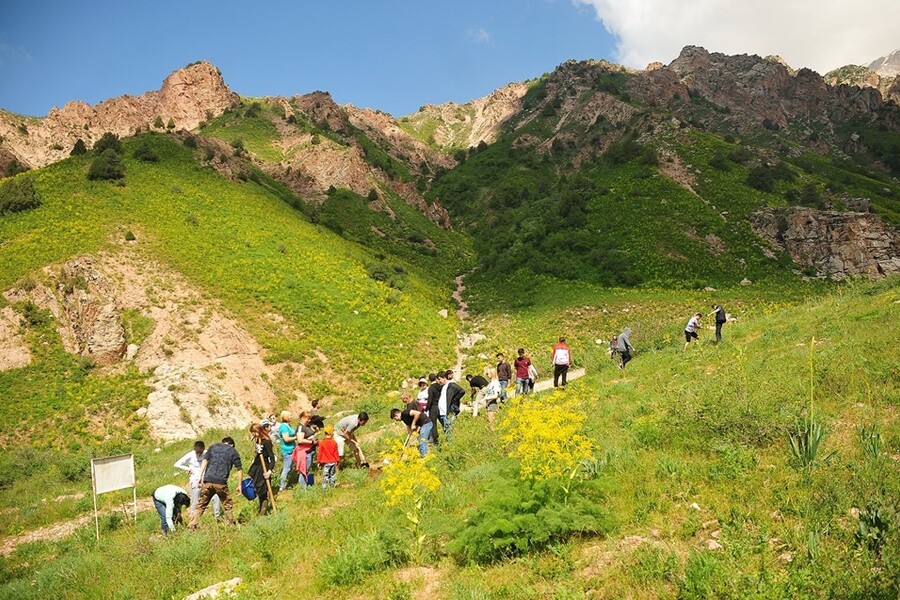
[379,438,441,559]
[498,388,595,491]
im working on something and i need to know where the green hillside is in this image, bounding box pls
[0,133,469,450]
[424,61,900,288]
[0,277,896,599]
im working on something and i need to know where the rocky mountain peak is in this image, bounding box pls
[867,49,900,78]
[0,61,238,169]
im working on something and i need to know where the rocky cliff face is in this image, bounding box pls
[749,206,900,279]
[0,62,238,168]
[868,49,900,79]
[400,82,528,150]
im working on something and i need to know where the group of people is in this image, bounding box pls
[150,313,730,534]
[609,303,728,370]
[151,407,373,534]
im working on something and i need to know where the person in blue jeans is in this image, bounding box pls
[151,484,190,534]
[391,400,433,457]
[277,411,298,491]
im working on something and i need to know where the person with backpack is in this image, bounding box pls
[711,304,727,343]
[616,327,634,370]
[550,337,571,387]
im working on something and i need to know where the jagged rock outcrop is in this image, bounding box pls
[0,306,31,371]
[749,206,900,279]
[401,82,528,150]
[0,62,238,168]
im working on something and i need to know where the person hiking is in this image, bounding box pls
[335,412,369,466]
[514,348,532,395]
[551,337,571,387]
[424,372,443,443]
[466,373,489,401]
[189,437,243,529]
[684,312,702,352]
[496,353,512,402]
[151,484,190,535]
[616,327,634,370]
[248,423,275,515]
[174,440,221,520]
[711,304,727,343]
[293,411,317,488]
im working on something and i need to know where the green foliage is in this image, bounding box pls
[182,135,197,149]
[131,141,159,163]
[153,116,164,129]
[747,161,795,192]
[855,501,897,554]
[92,133,123,154]
[87,149,125,181]
[121,308,154,345]
[449,477,614,564]
[0,177,42,214]
[788,417,830,470]
[70,139,87,156]
[3,159,27,178]
[318,528,409,586]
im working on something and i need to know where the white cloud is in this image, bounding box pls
[573,0,900,73]
[466,28,493,44]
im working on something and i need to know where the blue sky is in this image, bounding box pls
[0,1,615,117]
[3,1,897,118]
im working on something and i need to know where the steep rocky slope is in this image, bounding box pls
[398,82,529,150]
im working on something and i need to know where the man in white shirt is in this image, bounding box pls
[683,312,702,352]
[174,441,220,519]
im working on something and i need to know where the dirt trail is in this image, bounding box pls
[451,274,473,376]
[0,498,152,557]
[531,367,587,393]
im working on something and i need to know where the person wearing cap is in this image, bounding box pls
[415,377,429,411]
[317,425,340,488]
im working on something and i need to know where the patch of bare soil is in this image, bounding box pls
[0,498,152,557]
[658,151,699,195]
[395,566,442,600]
[0,306,31,371]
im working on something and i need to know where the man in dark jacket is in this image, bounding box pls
[711,304,727,343]
[427,370,464,439]
[189,437,243,529]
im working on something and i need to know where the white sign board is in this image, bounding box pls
[91,454,135,495]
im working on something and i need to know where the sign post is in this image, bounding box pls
[90,454,137,543]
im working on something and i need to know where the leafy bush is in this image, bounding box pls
[0,177,42,214]
[92,133,122,154]
[747,162,795,192]
[449,477,614,564]
[88,149,125,181]
[182,135,197,149]
[132,141,159,163]
[153,116,164,129]
[70,139,87,156]
[3,159,27,178]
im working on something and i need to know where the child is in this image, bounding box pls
[317,426,340,488]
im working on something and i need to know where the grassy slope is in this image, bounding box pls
[1,278,896,599]
[0,134,467,453]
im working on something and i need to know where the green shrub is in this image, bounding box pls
[166,118,175,130]
[92,133,122,154]
[124,230,136,241]
[70,139,88,156]
[0,177,42,214]
[88,149,125,181]
[153,116,164,129]
[131,141,159,163]
[449,477,614,564]
[318,529,409,586]
[3,159,27,178]
[182,135,197,149]
[20,301,50,327]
